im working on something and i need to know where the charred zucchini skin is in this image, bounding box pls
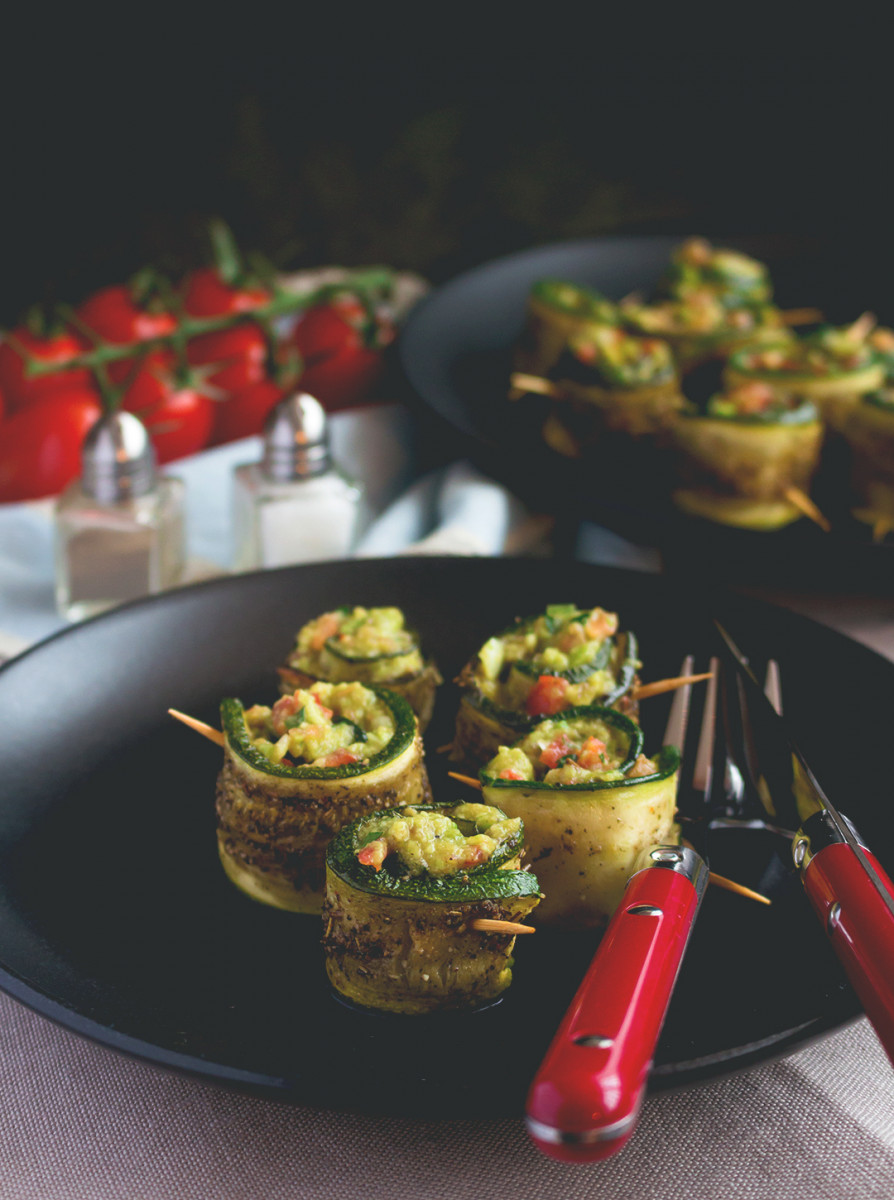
[323,803,541,1014]
[541,378,685,459]
[278,661,442,733]
[215,690,431,914]
[481,740,680,930]
[669,408,824,530]
[451,630,640,767]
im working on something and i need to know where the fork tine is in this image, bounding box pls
[764,659,783,715]
[663,655,694,749]
[693,657,720,797]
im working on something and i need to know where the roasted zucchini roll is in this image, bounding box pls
[322,801,541,1014]
[216,682,431,914]
[669,383,824,529]
[539,325,685,458]
[843,389,894,532]
[480,706,679,929]
[620,290,785,373]
[452,604,639,767]
[658,237,774,308]
[514,279,619,377]
[724,317,884,432]
[279,606,442,732]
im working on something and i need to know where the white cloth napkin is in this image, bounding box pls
[355,460,530,557]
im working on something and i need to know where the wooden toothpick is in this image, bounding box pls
[708,871,772,905]
[509,372,561,399]
[784,487,831,532]
[634,672,713,701]
[471,918,536,935]
[448,771,482,789]
[168,708,225,747]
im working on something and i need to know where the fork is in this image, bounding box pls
[525,655,722,1163]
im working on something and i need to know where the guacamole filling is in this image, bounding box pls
[704,382,818,424]
[484,714,658,787]
[556,326,677,388]
[663,238,773,307]
[243,682,394,768]
[353,803,522,877]
[621,290,779,340]
[531,279,618,324]
[731,319,878,379]
[471,605,628,717]
[289,606,424,683]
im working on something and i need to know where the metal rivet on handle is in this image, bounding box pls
[573,1034,614,1048]
[627,904,663,916]
[828,902,842,933]
[792,838,808,868]
[651,848,682,864]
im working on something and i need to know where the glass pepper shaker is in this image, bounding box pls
[54,411,186,621]
[232,392,363,570]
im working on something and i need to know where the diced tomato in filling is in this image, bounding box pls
[311,611,342,650]
[576,736,608,769]
[526,675,569,717]
[540,733,573,768]
[357,838,387,870]
[585,608,618,640]
[271,694,303,735]
[319,749,359,768]
[499,768,526,780]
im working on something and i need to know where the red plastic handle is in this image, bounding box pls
[803,843,894,1064]
[525,864,702,1163]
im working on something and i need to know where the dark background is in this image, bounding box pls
[1,16,892,325]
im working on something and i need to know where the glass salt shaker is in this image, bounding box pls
[232,392,363,570]
[54,411,186,621]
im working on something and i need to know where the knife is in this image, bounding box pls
[525,664,713,1162]
[714,622,894,1065]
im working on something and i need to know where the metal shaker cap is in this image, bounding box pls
[261,392,331,481]
[81,411,158,503]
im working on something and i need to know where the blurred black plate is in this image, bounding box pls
[399,236,892,589]
[0,557,888,1117]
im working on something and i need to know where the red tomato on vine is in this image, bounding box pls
[0,323,91,414]
[0,388,103,502]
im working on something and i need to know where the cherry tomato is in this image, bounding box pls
[0,388,103,502]
[181,267,271,318]
[76,285,178,345]
[186,322,269,395]
[0,326,92,414]
[210,377,284,446]
[121,361,214,464]
[290,295,391,411]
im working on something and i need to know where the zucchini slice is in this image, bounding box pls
[658,239,774,308]
[620,294,785,372]
[323,802,541,1014]
[480,707,679,929]
[843,390,894,526]
[452,606,639,767]
[668,389,824,530]
[280,606,442,732]
[215,685,431,914]
[514,279,618,377]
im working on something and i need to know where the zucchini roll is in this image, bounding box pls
[322,801,541,1014]
[216,682,431,914]
[658,237,773,308]
[724,318,884,431]
[279,606,442,732]
[514,279,619,377]
[539,325,685,458]
[843,389,894,530]
[620,291,785,373]
[480,706,679,929]
[669,383,824,529]
[452,604,639,768]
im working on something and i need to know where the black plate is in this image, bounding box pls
[399,235,892,589]
[0,557,887,1117]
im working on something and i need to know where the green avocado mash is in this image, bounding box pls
[244,681,394,767]
[485,714,658,786]
[354,803,522,878]
[290,606,424,684]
